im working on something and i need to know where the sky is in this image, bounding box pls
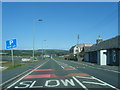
[2,2,118,50]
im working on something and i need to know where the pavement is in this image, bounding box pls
[2,59,119,89]
[73,60,119,72]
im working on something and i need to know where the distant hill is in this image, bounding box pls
[38,49,68,51]
[1,49,70,56]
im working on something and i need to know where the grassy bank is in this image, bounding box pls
[3,60,41,71]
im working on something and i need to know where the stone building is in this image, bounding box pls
[84,35,120,66]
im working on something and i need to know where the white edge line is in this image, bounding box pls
[89,65,119,73]
[0,69,31,86]
[7,60,49,88]
[97,68,120,73]
[72,76,88,90]
[74,62,119,73]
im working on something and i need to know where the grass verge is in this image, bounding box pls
[3,60,41,71]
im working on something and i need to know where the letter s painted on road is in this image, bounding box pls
[14,81,33,88]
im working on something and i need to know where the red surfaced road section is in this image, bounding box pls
[34,69,54,71]
[64,73,91,77]
[24,74,58,79]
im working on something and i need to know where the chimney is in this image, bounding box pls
[96,35,103,44]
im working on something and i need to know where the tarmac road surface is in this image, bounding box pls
[3,59,119,89]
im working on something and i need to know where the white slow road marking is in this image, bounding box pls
[76,76,119,89]
[82,81,107,86]
[63,62,119,89]
[7,60,49,88]
[52,60,119,89]
[45,80,60,87]
[72,77,88,90]
[91,76,119,89]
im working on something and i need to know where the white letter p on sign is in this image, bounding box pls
[10,40,13,45]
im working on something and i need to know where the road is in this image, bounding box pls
[3,59,119,89]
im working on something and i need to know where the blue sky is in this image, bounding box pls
[2,2,118,50]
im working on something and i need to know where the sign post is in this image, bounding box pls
[11,49,14,66]
[6,39,17,66]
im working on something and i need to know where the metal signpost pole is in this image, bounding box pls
[6,39,16,67]
[11,49,14,66]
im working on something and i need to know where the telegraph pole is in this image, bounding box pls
[77,34,79,45]
[76,34,80,61]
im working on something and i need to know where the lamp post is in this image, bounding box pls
[42,40,46,59]
[32,19,43,61]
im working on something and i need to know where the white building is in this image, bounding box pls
[70,44,93,55]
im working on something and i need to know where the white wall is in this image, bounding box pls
[22,58,30,62]
[100,50,107,65]
[73,47,80,54]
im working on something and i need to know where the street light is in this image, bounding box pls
[32,19,43,61]
[42,40,46,59]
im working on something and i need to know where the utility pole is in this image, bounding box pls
[42,40,46,59]
[76,34,80,61]
[77,34,79,45]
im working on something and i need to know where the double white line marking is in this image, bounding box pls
[7,60,49,89]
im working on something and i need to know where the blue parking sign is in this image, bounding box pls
[6,39,17,49]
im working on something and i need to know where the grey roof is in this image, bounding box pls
[76,44,93,47]
[69,44,93,53]
[85,35,120,52]
[69,46,75,53]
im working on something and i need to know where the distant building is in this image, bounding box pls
[64,55,70,60]
[0,52,8,55]
[21,58,31,62]
[70,44,93,55]
[84,35,120,66]
[69,44,93,61]
[43,55,50,58]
